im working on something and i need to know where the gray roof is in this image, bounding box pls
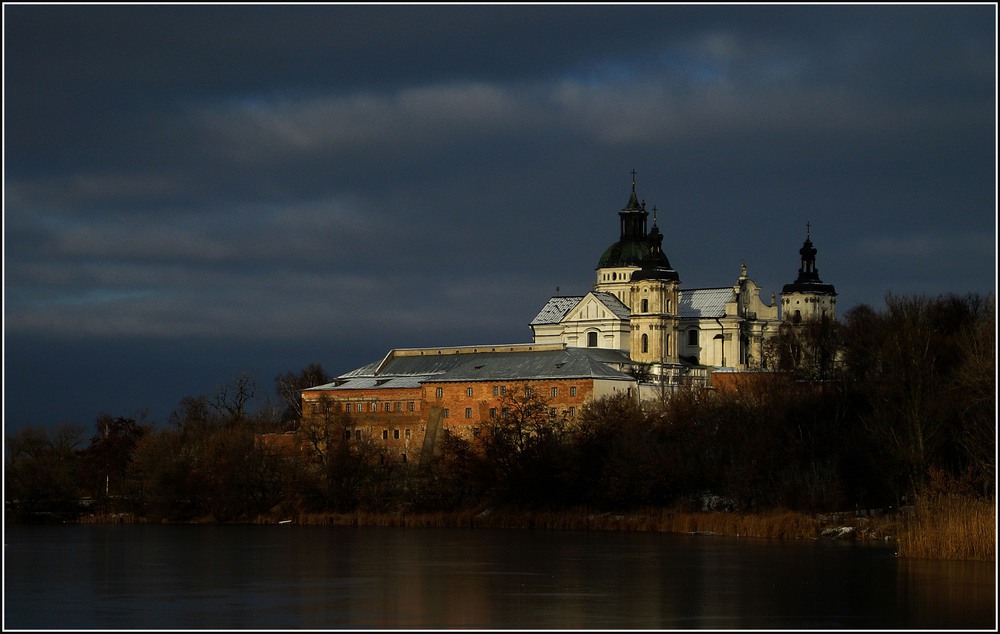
[529,292,631,326]
[593,292,632,320]
[431,348,633,383]
[306,375,430,391]
[679,288,734,319]
[307,346,636,391]
[530,296,583,325]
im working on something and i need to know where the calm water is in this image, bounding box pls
[3,523,996,630]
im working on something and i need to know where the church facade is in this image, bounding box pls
[299,173,838,463]
[530,173,837,385]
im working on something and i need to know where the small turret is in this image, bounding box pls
[781,224,837,322]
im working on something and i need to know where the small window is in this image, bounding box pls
[393,429,400,439]
[641,298,648,313]
[550,408,557,417]
[467,387,474,397]
[493,385,499,395]
[465,407,472,419]
[401,453,407,463]
[371,402,378,412]
[570,386,577,397]
[568,406,576,417]
[551,387,558,398]
[405,429,411,439]
[395,402,402,412]
[442,409,450,419]
[525,387,532,398]
[355,429,361,440]
[408,402,415,411]
[489,408,497,418]
[688,329,699,346]
[587,331,598,347]
[436,387,443,398]
[499,386,506,395]
[382,429,388,440]
[642,333,649,353]
[344,429,351,440]
[385,402,392,412]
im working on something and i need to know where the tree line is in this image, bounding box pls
[5,292,994,523]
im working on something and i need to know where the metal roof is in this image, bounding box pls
[430,348,634,383]
[530,296,583,325]
[305,375,430,391]
[530,292,631,326]
[592,292,632,320]
[679,288,734,319]
[308,346,636,390]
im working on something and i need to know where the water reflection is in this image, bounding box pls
[895,557,998,629]
[3,524,995,629]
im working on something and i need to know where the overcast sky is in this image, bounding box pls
[4,4,996,434]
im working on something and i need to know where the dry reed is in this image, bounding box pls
[79,499,996,562]
[895,494,995,561]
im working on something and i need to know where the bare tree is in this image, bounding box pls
[275,363,331,425]
[211,372,257,424]
[5,423,86,518]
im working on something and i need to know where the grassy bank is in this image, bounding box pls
[895,494,995,561]
[267,506,895,543]
[74,498,994,562]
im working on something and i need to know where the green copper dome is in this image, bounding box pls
[598,239,651,269]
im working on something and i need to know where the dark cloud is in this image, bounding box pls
[4,4,996,432]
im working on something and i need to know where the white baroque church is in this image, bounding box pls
[529,173,837,386]
[299,172,842,462]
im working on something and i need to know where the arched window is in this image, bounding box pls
[641,334,648,353]
[587,331,598,347]
[688,329,699,346]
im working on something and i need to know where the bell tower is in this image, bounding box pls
[595,171,650,307]
[628,207,681,369]
[781,224,837,322]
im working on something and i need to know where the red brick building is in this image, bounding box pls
[301,343,639,464]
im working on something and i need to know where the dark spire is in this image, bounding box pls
[619,170,647,239]
[630,206,679,282]
[624,169,643,212]
[782,225,836,295]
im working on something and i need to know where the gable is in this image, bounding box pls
[530,296,583,326]
[563,292,630,325]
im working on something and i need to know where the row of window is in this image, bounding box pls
[444,406,577,419]
[435,386,578,399]
[639,333,674,354]
[637,298,673,313]
[343,428,413,441]
[586,328,699,347]
[311,400,416,414]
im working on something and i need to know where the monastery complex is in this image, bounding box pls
[301,174,838,464]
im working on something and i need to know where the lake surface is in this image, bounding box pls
[3,523,996,629]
